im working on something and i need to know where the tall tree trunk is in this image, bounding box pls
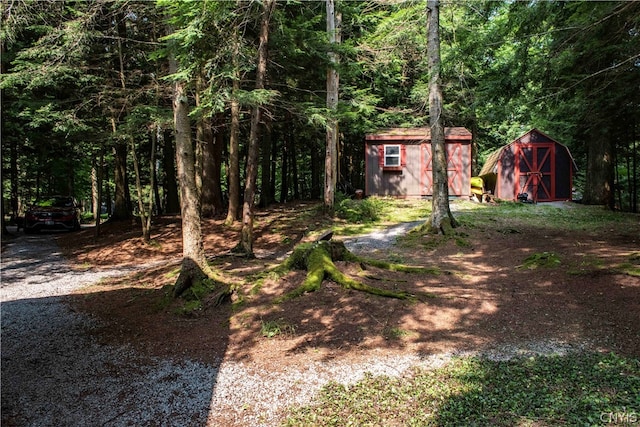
[259,118,273,208]
[111,140,131,221]
[633,123,638,213]
[9,137,18,221]
[237,0,274,256]
[91,157,100,222]
[281,124,289,203]
[583,127,615,208]
[147,128,156,235]
[324,0,340,215]
[110,12,131,222]
[104,164,112,217]
[425,0,457,234]
[130,129,156,243]
[1,171,8,235]
[225,26,242,225]
[291,125,300,200]
[94,150,104,238]
[170,57,218,297]
[163,128,180,215]
[211,117,225,215]
[198,101,222,217]
[270,126,277,203]
[153,127,163,216]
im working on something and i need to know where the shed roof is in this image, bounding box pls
[479,128,577,176]
[479,147,502,176]
[365,127,472,142]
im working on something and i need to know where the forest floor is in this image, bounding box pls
[53,199,639,423]
[58,200,640,361]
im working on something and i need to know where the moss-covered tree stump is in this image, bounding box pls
[275,239,437,302]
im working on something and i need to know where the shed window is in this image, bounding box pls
[384,145,401,167]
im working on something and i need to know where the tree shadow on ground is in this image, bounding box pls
[1,287,228,426]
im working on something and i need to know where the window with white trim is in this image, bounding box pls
[384,145,401,167]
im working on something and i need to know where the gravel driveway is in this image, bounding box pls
[1,229,218,426]
[0,226,450,426]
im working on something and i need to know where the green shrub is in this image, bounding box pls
[336,195,384,223]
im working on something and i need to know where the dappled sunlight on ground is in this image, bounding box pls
[52,202,639,420]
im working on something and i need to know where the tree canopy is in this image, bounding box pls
[2,0,638,222]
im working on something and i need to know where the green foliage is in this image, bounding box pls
[3,0,638,217]
[335,194,384,223]
[285,352,640,426]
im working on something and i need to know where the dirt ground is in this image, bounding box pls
[58,201,640,375]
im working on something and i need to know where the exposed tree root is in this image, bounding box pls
[173,258,234,308]
[419,213,458,235]
[275,240,438,302]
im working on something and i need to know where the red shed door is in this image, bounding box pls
[422,143,466,196]
[516,144,554,202]
[446,142,465,196]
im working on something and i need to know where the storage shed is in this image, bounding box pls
[364,127,472,198]
[479,128,577,202]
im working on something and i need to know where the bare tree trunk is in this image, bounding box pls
[104,163,112,218]
[162,128,180,215]
[291,126,300,200]
[324,0,340,215]
[280,122,290,203]
[170,56,219,296]
[130,138,151,242]
[111,139,131,221]
[260,118,274,208]
[633,123,638,213]
[10,138,19,221]
[198,97,223,218]
[237,0,275,256]
[153,126,163,216]
[91,158,100,222]
[425,0,457,234]
[225,26,242,225]
[583,127,615,208]
[94,150,104,239]
[146,128,156,238]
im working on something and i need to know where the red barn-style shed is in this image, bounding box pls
[479,128,577,202]
[364,127,472,198]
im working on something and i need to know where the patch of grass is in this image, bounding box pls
[260,318,296,338]
[333,197,431,236]
[456,201,639,234]
[567,255,605,275]
[518,252,561,270]
[454,234,471,247]
[619,252,640,276]
[617,263,640,277]
[284,352,640,426]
